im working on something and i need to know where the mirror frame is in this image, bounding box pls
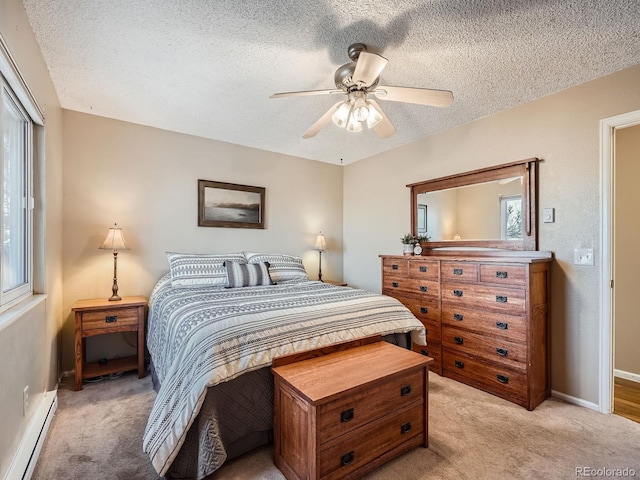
[408,158,538,251]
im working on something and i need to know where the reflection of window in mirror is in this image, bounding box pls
[417,204,427,234]
[500,195,523,240]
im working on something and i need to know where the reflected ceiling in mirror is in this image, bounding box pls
[408,159,538,251]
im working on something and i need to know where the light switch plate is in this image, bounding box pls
[543,208,555,223]
[574,248,594,265]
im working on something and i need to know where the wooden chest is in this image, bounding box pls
[272,339,432,480]
[381,252,551,410]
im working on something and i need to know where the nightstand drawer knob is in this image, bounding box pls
[401,422,412,434]
[496,347,509,357]
[105,315,118,323]
[497,374,509,384]
[340,408,354,423]
[420,307,428,314]
[454,336,464,345]
[400,385,412,396]
[455,360,465,369]
[419,266,427,272]
[419,285,427,292]
[453,268,463,275]
[453,290,463,297]
[496,271,508,278]
[341,451,355,466]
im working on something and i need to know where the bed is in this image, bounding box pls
[142,252,426,479]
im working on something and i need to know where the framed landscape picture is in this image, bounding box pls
[198,180,265,229]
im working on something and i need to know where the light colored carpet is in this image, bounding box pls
[32,371,640,480]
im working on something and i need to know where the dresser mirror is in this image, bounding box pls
[408,158,538,250]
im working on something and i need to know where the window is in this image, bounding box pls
[0,74,33,308]
[500,195,522,241]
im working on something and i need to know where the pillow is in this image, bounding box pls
[243,252,309,284]
[166,252,246,288]
[224,260,273,288]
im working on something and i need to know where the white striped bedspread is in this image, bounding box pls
[143,274,426,476]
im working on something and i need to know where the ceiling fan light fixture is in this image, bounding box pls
[366,101,383,128]
[352,97,369,122]
[346,112,363,132]
[331,102,351,128]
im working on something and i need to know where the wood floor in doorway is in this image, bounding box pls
[614,377,640,423]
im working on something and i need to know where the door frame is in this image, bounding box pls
[599,109,640,414]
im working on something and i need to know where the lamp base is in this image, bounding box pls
[108,294,122,302]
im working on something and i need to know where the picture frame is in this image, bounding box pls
[417,204,427,235]
[198,180,265,229]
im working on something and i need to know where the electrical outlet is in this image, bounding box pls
[574,248,594,265]
[23,386,29,416]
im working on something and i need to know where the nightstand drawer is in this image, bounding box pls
[81,307,140,334]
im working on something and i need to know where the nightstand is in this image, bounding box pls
[324,280,348,286]
[72,296,148,391]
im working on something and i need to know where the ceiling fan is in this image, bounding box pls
[269,43,454,139]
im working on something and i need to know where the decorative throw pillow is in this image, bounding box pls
[166,252,246,288]
[224,261,273,288]
[243,252,309,284]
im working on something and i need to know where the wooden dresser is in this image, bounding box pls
[381,252,551,410]
[272,338,432,480]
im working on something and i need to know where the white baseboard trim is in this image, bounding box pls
[614,369,640,383]
[551,389,600,412]
[4,389,57,480]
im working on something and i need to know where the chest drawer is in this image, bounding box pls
[441,306,527,343]
[441,262,478,282]
[383,278,440,297]
[408,260,439,280]
[319,403,424,480]
[441,326,527,371]
[81,307,140,335]
[480,264,527,286]
[392,294,440,324]
[413,341,442,374]
[442,283,526,315]
[382,258,408,277]
[317,369,424,444]
[442,351,527,404]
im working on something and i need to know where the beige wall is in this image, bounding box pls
[614,124,640,376]
[344,65,640,404]
[0,0,63,477]
[61,111,344,369]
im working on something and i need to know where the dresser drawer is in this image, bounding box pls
[384,278,439,297]
[442,352,527,404]
[441,326,527,371]
[441,306,527,343]
[441,262,478,282]
[442,283,526,315]
[319,403,424,480]
[394,295,441,324]
[316,369,424,444]
[81,307,140,335]
[382,258,408,277]
[413,341,442,374]
[480,264,526,286]
[408,260,439,280]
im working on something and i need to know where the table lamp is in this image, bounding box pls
[99,223,130,301]
[313,232,327,282]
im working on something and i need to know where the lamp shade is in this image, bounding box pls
[314,232,327,251]
[99,224,130,251]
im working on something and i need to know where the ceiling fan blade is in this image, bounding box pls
[374,86,454,107]
[270,89,342,99]
[367,99,396,138]
[302,102,343,138]
[352,51,388,87]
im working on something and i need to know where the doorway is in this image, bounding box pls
[600,110,640,417]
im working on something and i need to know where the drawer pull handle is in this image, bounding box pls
[496,295,508,303]
[496,271,508,279]
[420,349,429,356]
[496,321,509,330]
[400,385,412,396]
[496,347,509,357]
[401,422,412,434]
[420,307,428,314]
[340,408,354,423]
[453,290,463,297]
[497,374,509,384]
[105,315,118,323]
[419,266,427,272]
[453,268,463,275]
[341,451,355,467]
[454,336,464,345]
[455,360,465,369]
[453,313,464,321]
[419,285,428,292]
[391,264,399,270]
[392,282,399,288]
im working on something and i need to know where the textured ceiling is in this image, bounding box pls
[23,0,640,165]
